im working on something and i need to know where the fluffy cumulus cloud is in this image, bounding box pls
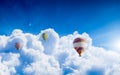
[0,28,120,75]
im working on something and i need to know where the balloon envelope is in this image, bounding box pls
[15,42,21,50]
[73,37,87,56]
[42,33,48,41]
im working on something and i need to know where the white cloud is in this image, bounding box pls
[23,55,60,75]
[0,28,120,75]
[0,35,8,50]
[38,28,59,55]
[0,53,20,75]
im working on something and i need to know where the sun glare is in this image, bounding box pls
[113,40,120,49]
[109,37,120,51]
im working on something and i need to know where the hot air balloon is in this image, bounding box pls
[15,42,21,50]
[42,33,48,41]
[73,37,87,56]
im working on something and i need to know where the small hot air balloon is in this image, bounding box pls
[42,33,48,41]
[73,37,87,56]
[15,42,21,50]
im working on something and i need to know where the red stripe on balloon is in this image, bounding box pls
[73,37,86,43]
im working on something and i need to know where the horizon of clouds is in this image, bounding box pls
[0,28,120,75]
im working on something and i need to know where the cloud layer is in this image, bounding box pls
[0,28,120,75]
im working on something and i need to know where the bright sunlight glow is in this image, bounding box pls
[108,36,120,51]
[112,39,120,49]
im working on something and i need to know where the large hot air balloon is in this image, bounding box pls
[73,37,87,56]
[42,33,48,41]
[15,42,21,50]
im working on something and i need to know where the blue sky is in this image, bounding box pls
[0,0,120,50]
[0,0,120,33]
